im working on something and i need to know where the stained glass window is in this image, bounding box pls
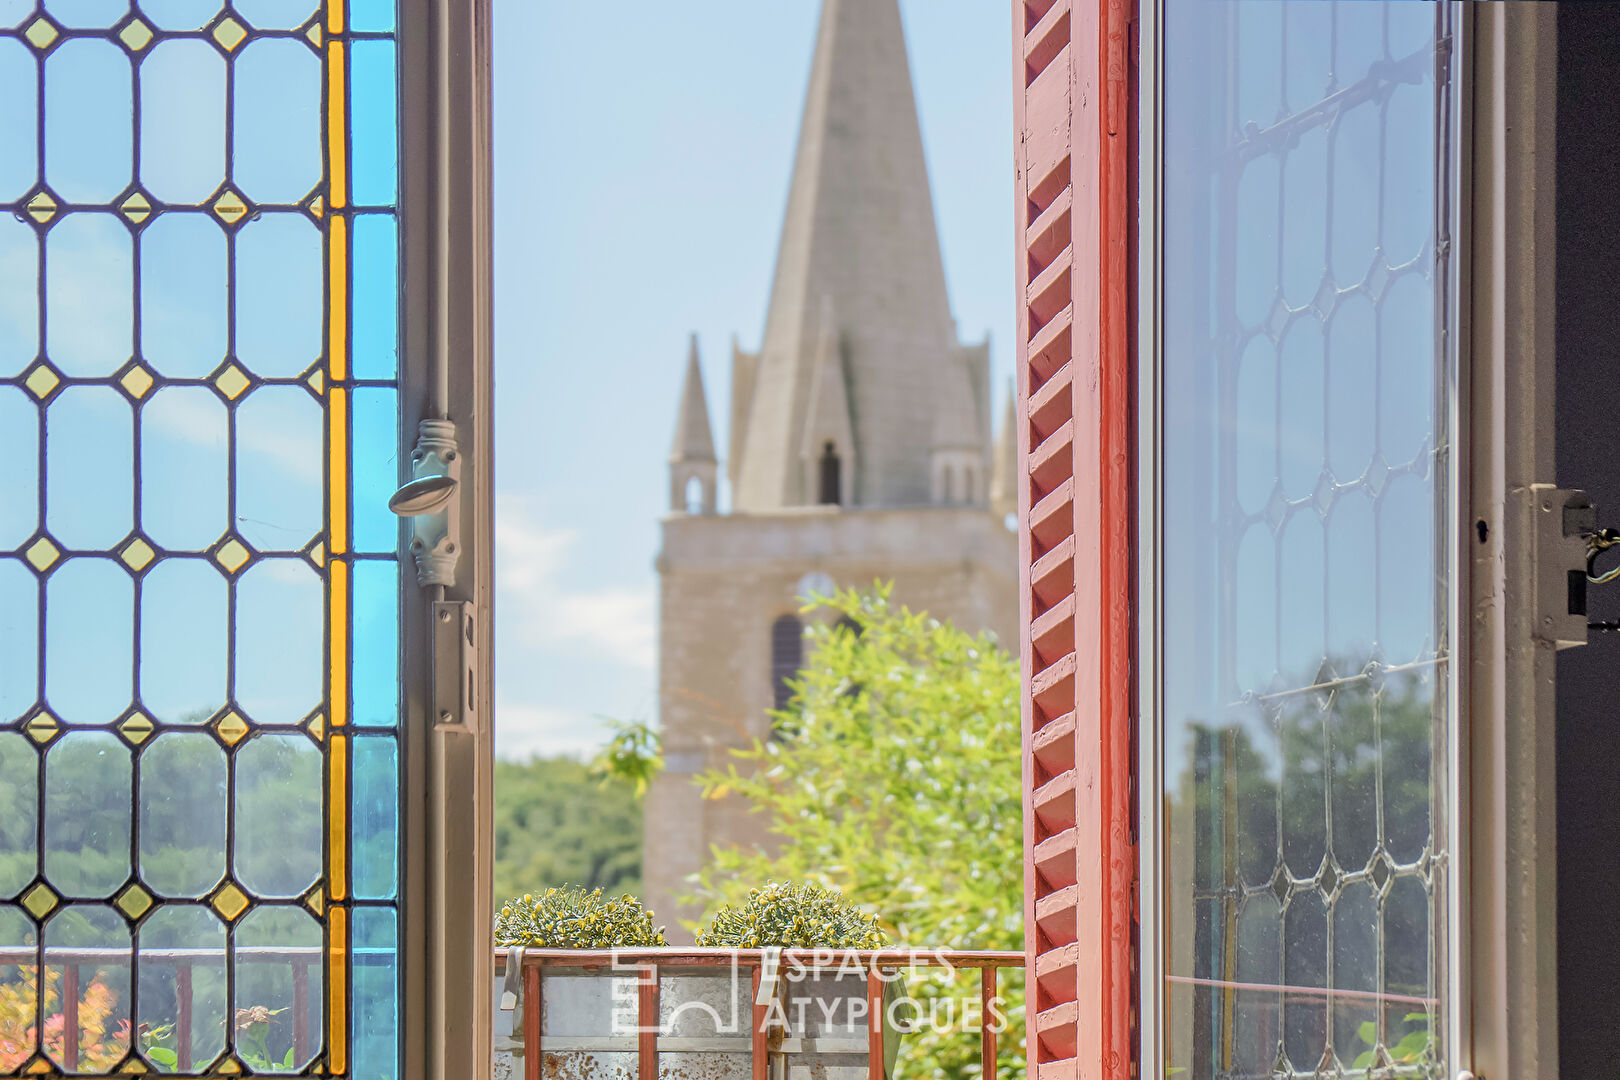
[0,1,402,1075]
[1154,2,1454,1077]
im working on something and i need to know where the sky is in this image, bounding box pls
[490,0,1017,759]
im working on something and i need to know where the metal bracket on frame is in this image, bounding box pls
[1528,484,1592,649]
[432,599,478,733]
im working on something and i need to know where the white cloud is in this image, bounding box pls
[495,494,656,671]
[494,701,607,761]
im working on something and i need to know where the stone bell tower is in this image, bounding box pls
[644,0,1019,936]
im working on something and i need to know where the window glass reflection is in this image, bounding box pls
[1158,2,1450,1074]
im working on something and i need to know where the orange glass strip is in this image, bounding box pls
[328,904,348,1074]
[329,733,349,897]
[328,387,349,555]
[327,0,345,34]
[327,42,347,208]
[329,558,350,727]
[328,216,348,380]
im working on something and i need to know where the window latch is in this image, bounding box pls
[1528,486,1620,645]
[1530,486,1593,649]
[388,418,462,588]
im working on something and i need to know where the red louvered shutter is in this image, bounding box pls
[1014,2,1136,1077]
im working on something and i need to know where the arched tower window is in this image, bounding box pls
[818,441,842,505]
[684,475,706,514]
[943,465,955,504]
[770,614,804,712]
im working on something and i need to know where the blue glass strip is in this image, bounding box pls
[351,736,398,899]
[351,558,399,728]
[351,387,399,553]
[350,0,396,33]
[351,906,399,1079]
[352,215,399,380]
[350,40,398,207]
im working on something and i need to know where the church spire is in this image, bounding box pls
[669,334,717,514]
[731,0,960,512]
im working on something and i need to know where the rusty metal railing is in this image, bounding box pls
[494,948,1025,1080]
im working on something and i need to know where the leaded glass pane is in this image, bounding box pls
[1157,2,1453,1076]
[0,2,402,1074]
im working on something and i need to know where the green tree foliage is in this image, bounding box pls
[691,586,1025,1080]
[493,756,643,903]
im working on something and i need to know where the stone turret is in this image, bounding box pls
[668,334,717,514]
[729,0,986,511]
[990,389,1018,521]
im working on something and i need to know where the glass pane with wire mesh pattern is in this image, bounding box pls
[1156,2,1454,1076]
[0,1,401,1075]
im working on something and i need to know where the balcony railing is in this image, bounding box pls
[1,944,1025,1076]
[494,947,1025,1080]
[0,945,390,1072]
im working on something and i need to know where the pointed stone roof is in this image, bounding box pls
[731,0,958,511]
[670,334,716,464]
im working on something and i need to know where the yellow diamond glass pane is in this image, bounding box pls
[21,884,58,919]
[24,537,59,572]
[119,192,153,224]
[215,711,250,747]
[119,712,156,745]
[211,16,247,52]
[120,538,155,570]
[210,882,249,922]
[25,191,57,223]
[23,17,57,50]
[23,364,59,400]
[214,363,251,400]
[214,538,251,573]
[119,363,156,400]
[115,884,154,919]
[211,188,249,224]
[119,18,154,52]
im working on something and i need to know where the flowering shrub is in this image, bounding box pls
[696,882,888,949]
[0,966,126,1072]
[494,887,667,948]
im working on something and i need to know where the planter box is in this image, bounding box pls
[492,956,897,1080]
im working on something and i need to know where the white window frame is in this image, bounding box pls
[398,1,495,1076]
[1461,4,1560,1076]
